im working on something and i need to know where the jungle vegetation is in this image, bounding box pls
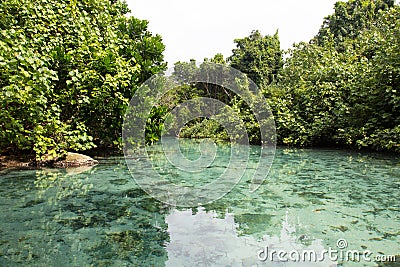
[0,0,398,162]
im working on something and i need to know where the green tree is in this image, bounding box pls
[277,3,399,151]
[228,30,283,88]
[0,0,166,161]
[315,0,394,48]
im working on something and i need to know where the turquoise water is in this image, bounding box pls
[0,143,399,266]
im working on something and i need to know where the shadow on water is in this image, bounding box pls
[0,141,399,266]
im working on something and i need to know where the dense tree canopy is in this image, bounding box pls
[1,0,398,161]
[228,30,283,88]
[175,0,399,152]
[315,0,395,48]
[0,0,165,160]
[276,2,399,151]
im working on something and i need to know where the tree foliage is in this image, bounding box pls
[0,0,165,160]
[315,0,395,48]
[276,3,399,151]
[228,30,283,88]
[176,0,399,152]
[1,0,398,159]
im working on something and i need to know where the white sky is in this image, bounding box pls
[126,0,339,66]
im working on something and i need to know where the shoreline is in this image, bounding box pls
[1,143,398,170]
[0,152,98,170]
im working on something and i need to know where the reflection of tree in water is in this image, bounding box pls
[3,146,398,265]
[1,159,170,266]
[80,188,170,266]
[165,208,336,266]
[34,167,95,204]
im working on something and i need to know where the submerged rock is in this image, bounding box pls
[65,165,95,175]
[53,152,98,168]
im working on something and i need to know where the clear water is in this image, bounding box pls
[0,142,399,266]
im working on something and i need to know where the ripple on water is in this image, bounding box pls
[0,145,399,266]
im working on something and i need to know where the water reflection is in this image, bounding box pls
[166,208,336,266]
[0,145,399,266]
[0,159,170,266]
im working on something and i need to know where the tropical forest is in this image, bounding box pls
[0,0,399,266]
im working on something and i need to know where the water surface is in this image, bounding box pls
[0,143,399,266]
